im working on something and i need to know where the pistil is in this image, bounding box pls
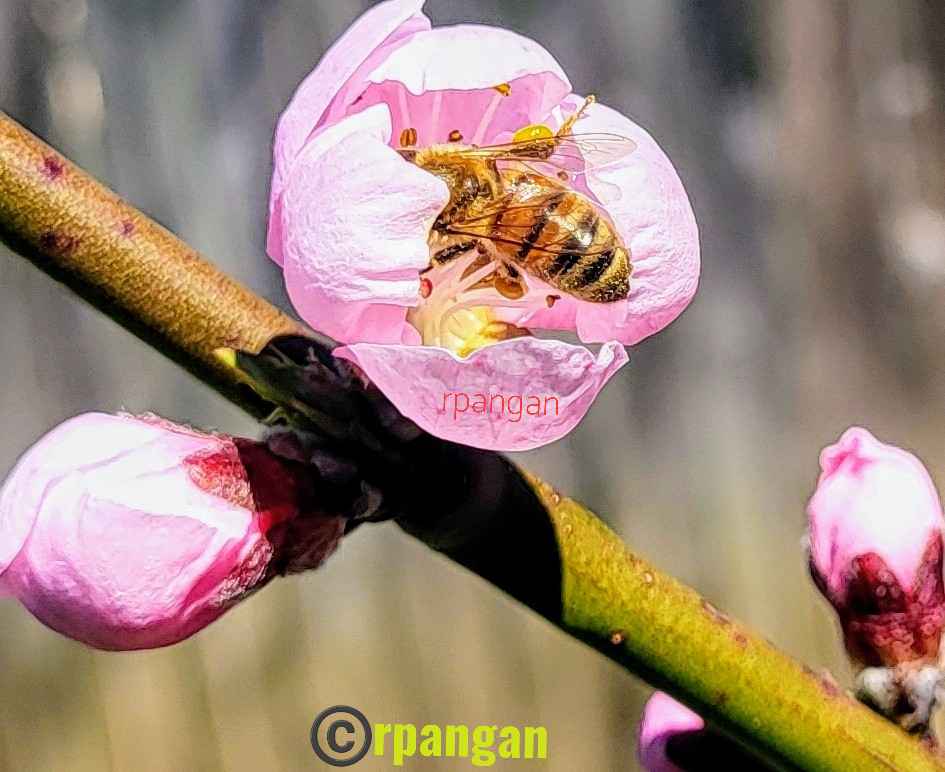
[407,249,541,356]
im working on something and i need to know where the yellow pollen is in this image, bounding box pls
[407,251,534,356]
[513,123,554,143]
[448,309,529,358]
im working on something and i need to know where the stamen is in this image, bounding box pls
[399,127,417,147]
[456,258,501,294]
[439,296,527,325]
[409,248,548,356]
[471,90,504,146]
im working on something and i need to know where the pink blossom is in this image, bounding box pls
[808,427,945,667]
[266,0,699,451]
[637,692,704,772]
[0,413,344,650]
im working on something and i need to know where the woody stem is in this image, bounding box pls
[1,111,942,771]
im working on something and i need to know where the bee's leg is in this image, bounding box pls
[555,94,596,138]
[430,239,477,266]
[514,95,596,162]
[493,261,528,300]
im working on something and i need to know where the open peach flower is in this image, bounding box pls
[267,0,699,450]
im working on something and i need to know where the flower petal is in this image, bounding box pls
[0,413,269,649]
[637,692,705,772]
[368,24,569,96]
[520,96,700,346]
[280,105,448,344]
[809,427,944,600]
[268,0,430,264]
[344,25,569,148]
[0,412,177,576]
[334,338,628,451]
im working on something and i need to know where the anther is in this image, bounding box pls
[448,129,463,143]
[493,83,511,97]
[546,294,560,308]
[399,127,418,147]
[419,277,433,298]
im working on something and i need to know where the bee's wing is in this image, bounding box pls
[453,133,636,176]
[444,198,613,256]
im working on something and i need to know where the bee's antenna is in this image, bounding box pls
[558,94,597,137]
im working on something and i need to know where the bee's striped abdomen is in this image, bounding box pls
[515,191,568,260]
[503,188,630,303]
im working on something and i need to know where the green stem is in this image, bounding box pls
[0,110,940,771]
[0,113,303,418]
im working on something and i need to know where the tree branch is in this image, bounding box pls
[0,114,303,418]
[0,110,940,771]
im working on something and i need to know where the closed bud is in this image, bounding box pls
[0,413,344,650]
[637,692,704,772]
[807,427,945,729]
[636,692,759,770]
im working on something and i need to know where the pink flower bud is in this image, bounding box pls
[637,693,759,770]
[637,692,704,772]
[808,427,945,668]
[0,413,344,650]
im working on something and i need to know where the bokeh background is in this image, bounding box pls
[2,0,945,769]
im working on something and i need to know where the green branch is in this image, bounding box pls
[0,114,303,418]
[0,110,940,771]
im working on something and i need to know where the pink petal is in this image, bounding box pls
[0,412,163,575]
[334,338,628,451]
[368,24,569,97]
[808,427,944,601]
[345,25,570,147]
[521,96,700,346]
[638,692,705,772]
[280,106,447,344]
[0,413,272,649]
[268,0,430,264]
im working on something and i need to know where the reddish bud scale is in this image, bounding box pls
[185,443,254,511]
[826,536,945,667]
[808,427,945,671]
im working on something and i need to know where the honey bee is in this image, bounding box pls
[398,96,636,303]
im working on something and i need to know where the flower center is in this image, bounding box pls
[407,248,544,357]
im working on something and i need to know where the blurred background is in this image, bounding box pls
[2,0,945,769]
